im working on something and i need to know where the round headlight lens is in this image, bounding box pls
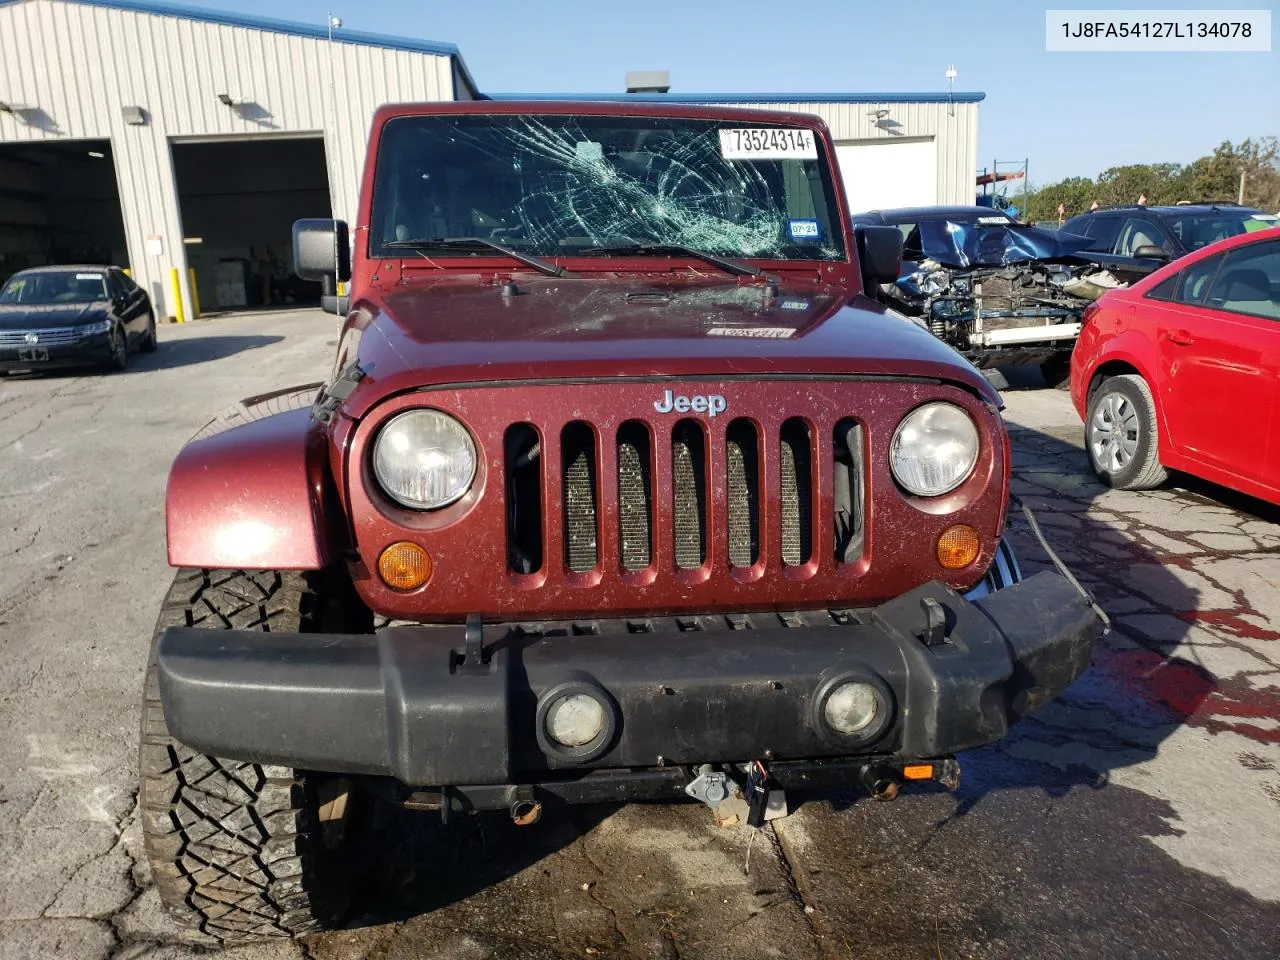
[372,410,477,509]
[823,681,880,735]
[890,402,979,497]
[545,694,606,747]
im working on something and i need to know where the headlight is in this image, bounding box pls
[78,319,112,336]
[372,409,477,509]
[545,694,607,747]
[890,402,979,497]
[823,681,880,735]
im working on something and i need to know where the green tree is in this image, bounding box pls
[1018,138,1280,221]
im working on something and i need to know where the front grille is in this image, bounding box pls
[779,419,813,566]
[0,327,82,347]
[504,403,867,578]
[671,421,707,570]
[561,423,599,573]
[617,422,652,572]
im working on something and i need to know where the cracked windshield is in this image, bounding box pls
[370,114,846,261]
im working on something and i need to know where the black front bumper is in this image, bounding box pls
[0,334,112,372]
[156,572,1099,789]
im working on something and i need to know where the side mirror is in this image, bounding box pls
[854,225,904,288]
[319,274,350,317]
[1133,244,1169,260]
[293,218,351,283]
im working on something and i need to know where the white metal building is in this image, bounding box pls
[0,0,475,317]
[0,0,980,319]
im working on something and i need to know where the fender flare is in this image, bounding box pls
[166,388,343,570]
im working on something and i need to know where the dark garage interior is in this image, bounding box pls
[172,137,331,312]
[0,140,129,285]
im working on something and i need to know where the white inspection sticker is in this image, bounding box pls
[707,326,796,338]
[75,273,103,280]
[719,128,817,160]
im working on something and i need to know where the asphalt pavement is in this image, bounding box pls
[1,310,1277,960]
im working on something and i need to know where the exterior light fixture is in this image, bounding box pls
[121,105,146,125]
[217,93,235,106]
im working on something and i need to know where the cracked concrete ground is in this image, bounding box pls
[1,312,1277,959]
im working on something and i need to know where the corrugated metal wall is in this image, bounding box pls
[0,0,454,316]
[703,100,979,208]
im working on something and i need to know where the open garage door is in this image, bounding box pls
[0,140,128,285]
[172,137,331,312]
[835,138,938,213]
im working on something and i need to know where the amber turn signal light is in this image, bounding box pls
[378,541,432,591]
[936,524,980,570]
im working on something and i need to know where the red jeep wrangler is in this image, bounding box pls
[140,101,1101,942]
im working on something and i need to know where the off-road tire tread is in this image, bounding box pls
[139,568,344,942]
[1090,374,1168,490]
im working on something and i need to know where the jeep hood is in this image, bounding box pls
[340,276,997,418]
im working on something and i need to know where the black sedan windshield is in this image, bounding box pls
[370,114,846,261]
[0,270,109,305]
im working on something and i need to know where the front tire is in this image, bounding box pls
[140,313,158,353]
[107,324,129,372]
[1085,374,1168,490]
[138,569,359,942]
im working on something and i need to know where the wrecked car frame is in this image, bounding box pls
[854,209,1123,379]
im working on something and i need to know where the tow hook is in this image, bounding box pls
[859,764,902,801]
[860,757,963,800]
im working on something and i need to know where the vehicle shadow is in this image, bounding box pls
[343,800,617,929]
[814,419,1220,818]
[130,334,284,371]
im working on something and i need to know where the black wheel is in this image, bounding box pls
[1039,353,1071,389]
[1085,374,1168,490]
[139,569,363,942]
[140,313,158,353]
[107,324,129,372]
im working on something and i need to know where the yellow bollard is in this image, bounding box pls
[169,267,187,324]
[187,267,201,319]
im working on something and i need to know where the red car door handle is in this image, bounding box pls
[1165,329,1195,346]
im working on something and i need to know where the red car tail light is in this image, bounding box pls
[1080,302,1101,327]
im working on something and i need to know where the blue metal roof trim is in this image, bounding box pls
[41,0,462,57]
[483,92,987,104]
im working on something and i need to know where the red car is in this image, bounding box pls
[1071,226,1280,503]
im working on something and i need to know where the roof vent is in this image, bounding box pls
[626,71,670,94]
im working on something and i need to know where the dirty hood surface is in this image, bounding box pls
[343,275,995,416]
[913,221,1094,269]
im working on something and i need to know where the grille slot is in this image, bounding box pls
[780,418,813,566]
[0,327,82,347]
[504,424,543,574]
[725,419,760,568]
[561,422,599,573]
[833,419,865,563]
[671,420,708,570]
[617,421,653,571]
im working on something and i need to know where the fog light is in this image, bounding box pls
[823,681,879,735]
[936,524,980,570]
[545,694,606,747]
[377,541,432,591]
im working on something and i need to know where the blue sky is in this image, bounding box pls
[212,0,1274,186]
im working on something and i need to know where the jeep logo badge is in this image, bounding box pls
[654,389,727,417]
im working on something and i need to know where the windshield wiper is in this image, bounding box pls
[384,237,566,278]
[579,243,761,278]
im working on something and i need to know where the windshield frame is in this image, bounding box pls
[365,109,852,268]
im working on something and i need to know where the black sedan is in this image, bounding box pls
[0,264,156,374]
